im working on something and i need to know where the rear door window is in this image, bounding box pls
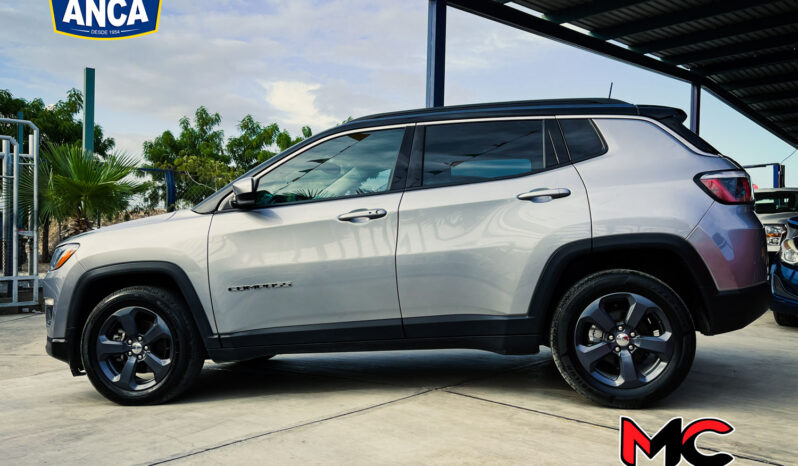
[421,119,565,187]
[559,119,607,162]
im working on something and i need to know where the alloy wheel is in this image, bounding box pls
[95,306,174,391]
[573,292,675,389]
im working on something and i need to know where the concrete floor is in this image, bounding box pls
[0,312,796,465]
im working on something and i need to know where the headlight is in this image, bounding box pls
[50,243,79,271]
[780,239,798,265]
[765,224,787,246]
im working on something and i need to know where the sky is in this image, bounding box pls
[0,0,794,188]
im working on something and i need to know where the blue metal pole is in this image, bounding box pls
[165,170,177,212]
[82,68,95,154]
[774,164,780,188]
[426,0,447,108]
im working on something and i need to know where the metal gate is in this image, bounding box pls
[0,118,39,309]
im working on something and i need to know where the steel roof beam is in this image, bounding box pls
[447,0,798,148]
[632,11,798,54]
[448,0,697,82]
[525,0,650,24]
[743,90,798,105]
[591,0,770,40]
[695,49,798,75]
[760,107,798,118]
[721,73,798,91]
[666,35,798,65]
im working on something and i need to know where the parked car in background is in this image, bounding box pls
[770,216,798,327]
[754,188,798,257]
[43,99,769,408]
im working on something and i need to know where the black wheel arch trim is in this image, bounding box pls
[527,233,720,336]
[64,261,219,373]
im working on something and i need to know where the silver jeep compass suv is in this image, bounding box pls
[44,99,769,407]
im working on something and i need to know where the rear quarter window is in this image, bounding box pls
[558,119,607,162]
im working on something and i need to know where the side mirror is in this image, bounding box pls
[231,176,258,208]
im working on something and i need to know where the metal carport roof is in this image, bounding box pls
[432,0,798,148]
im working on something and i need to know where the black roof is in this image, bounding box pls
[447,0,798,148]
[351,98,682,126]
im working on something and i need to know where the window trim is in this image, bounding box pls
[555,117,609,163]
[213,113,717,210]
[406,117,571,191]
[217,124,414,211]
[556,114,718,157]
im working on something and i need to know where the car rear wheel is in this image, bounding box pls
[773,311,798,327]
[81,286,205,405]
[550,270,696,408]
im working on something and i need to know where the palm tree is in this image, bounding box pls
[21,144,145,252]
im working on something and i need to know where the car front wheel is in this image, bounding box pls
[80,286,205,405]
[550,270,696,408]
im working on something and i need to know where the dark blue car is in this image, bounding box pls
[770,216,798,327]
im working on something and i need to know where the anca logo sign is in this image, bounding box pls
[620,417,734,466]
[50,0,162,40]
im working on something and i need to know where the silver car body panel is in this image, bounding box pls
[570,118,731,239]
[44,210,215,339]
[687,202,767,291]
[396,163,590,318]
[208,193,404,334]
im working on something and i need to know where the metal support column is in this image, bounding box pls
[426,0,447,108]
[17,111,24,154]
[690,82,701,135]
[1,140,11,279]
[83,67,95,154]
[774,164,786,188]
[0,118,40,308]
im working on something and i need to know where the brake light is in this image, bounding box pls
[696,170,752,204]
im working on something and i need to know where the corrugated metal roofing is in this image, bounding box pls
[456,0,798,147]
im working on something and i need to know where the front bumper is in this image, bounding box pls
[46,337,69,363]
[701,281,770,335]
[770,262,798,317]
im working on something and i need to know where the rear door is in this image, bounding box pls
[395,118,591,336]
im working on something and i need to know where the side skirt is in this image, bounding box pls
[208,334,541,362]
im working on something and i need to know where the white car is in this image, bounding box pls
[754,188,798,255]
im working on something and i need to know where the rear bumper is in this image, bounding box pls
[701,281,770,335]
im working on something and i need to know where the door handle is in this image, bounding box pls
[337,208,387,222]
[517,188,571,202]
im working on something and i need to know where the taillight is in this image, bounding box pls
[696,170,752,204]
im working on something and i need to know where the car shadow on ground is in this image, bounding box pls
[171,339,797,411]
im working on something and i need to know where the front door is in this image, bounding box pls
[208,126,411,344]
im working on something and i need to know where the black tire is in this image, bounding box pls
[550,270,696,409]
[80,286,205,405]
[774,311,798,327]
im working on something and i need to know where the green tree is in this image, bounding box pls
[21,144,145,237]
[0,88,115,156]
[226,115,313,171]
[142,107,313,207]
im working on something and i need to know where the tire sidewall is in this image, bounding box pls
[80,287,197,404]
[551,271,696,407]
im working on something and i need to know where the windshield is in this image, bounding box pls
[755,192,798,214]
